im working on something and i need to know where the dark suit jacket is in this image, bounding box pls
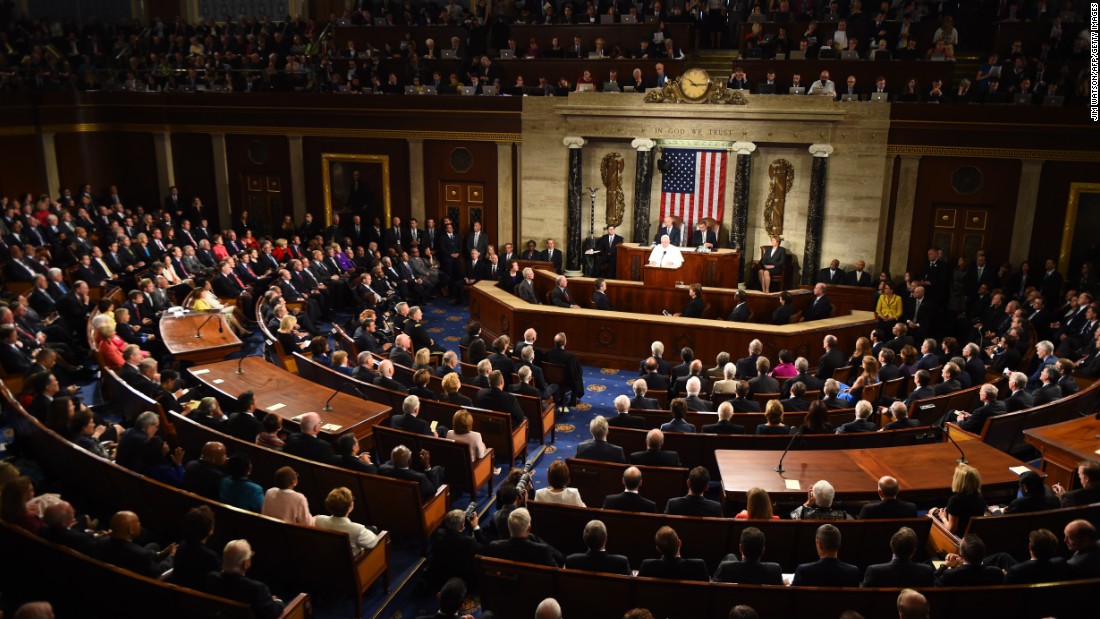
[727,302,750,322]
[476,387,526,427]
[747,375,780,396]
[759,245,786,269]
[682,297,704,318]
[861,559,936,588]
[631,449,682,467]
[1005,558,1072,584]
[487,537,558,567]
[792,557,861,587]
[576,439,626,463]
[935,562,1005,586]
[817,268,846,285]
[607,413,646,429]
[857,498,918,519]
[284,432,336,464]
[845,270,874,287]
[735,354,759,379]
[713,558,783,585]
[549,286,577,308]
[592,290,612,310]
[689,229,717,248]
[836,418,878,434]
[701,419,745,434]
[665,494,723,517]
[654,225,681,246]
[903,385,936,407]
[640,371,670,391]
[628,396,659,410]
[806,295,833,321]
[603,491,657,513]
[933,378,962,396]
[95,537,173,579]
[1004,390,1034,413]
[377,462,442,501]
[565,550,631,575]
[728,397,762,412]
[638,556,710,582]
[816,348,847,380]
[204,572,284,619]
[1031,383,1062,405]
[392,413,435,437]
[682,395,714,412]
[540,248,563,273]
[782,373,825,397]
[780,397,811,412]
[958,399,1006,433]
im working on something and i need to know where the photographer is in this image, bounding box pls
[425,507,489,592]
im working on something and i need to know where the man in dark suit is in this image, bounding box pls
[904,285,934,341]
[486,507,559,567]
[653,216,681,246]
[544,332,584,407]
[820,380,847,410]
[476,370,526,428]
[836,401,877,433]
[591,278,612,310]
[373,360,409,393]
[815,335,846,380]
[95,511,176,579]
[1004,372,1034,412]
[780,358,825,397]
[576,416,626,463]
[933,362,963,396]
[602,466,658,513]
[464,221,489,260]
[607,394,646,428]
[564,519,631,575]
[594,225,623,276]
[953,383,1007,433]
[845,260,874,287]
[701,401,746,434]
[727,290,751,322]
[378,444,445,502]
[903,370,936,407]
[637,526,710,581]
[665,467,722,517]
[735,340,762,379]
[670,347,694,383]
[631,428,682,467]
[962,343,987,387]
[858,476,918,519]
[791,524,861,587]
[382,216,407,253]
[540,238,563,274]
[806,283,834,321]
[1065,519,1100,579]
[439,222,463,285]
[934,534,1005,586]
[628,382,660,411]
[886,322,916,355]
[1031,364,1064,405]
[639,358,670,392]
[816,259,846,285]
[689,221,717,249]
[424,513,488,592]
[1053,461,1100,507]
[392,394,448,438]
[672,361,709,397]
[548,275,580,308]
[728,381,762,412]
[204,539,285,619]
[861,526,936,588]
[882,401,922,430]
[182,442,228,500]
[1005,529,1073,585]
[780,383,812,412]
[1039,259,1064,308]
[713,527,784,584]
[284,413,336,464]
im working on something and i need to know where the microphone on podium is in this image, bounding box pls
[776,428,804,473]
[194,312,220,338]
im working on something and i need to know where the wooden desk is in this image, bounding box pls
[188,357,390,442]
[1023,416,1100,489]
[160,311,242,365]
[471,280,874,370]
[716,442,1032,505]
[616,243,740,289]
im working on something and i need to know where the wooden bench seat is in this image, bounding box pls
[927,502,1100,561]
[626,407,856,431]
[4,389,389,619]
[372,424,494,499]
[607,425,939,478]
[947,381,1100,455]
[477,556,1099,619]
[525,502,931,574]
[565,457,687,513]
[169,411,446,548]
[0,520,310,619]
[906,377,1005,426]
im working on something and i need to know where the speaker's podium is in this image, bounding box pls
[643,263,687,288]
[617,243,740,288]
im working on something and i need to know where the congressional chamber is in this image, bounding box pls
[0,2,1099,619]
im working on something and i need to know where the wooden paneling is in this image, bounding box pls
[169,132,218,228]
[224,134,291,228]
[1031,161,1100,269]
[424,140,498,243]
[906,157,1020,273]
[302,137,411,225]
[0,135,46,198]
[53,132,159,209]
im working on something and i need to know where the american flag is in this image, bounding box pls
[660,148,728,239]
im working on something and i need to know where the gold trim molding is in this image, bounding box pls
[35,123,521,143]
[887,144,1100,162]
[1058,183,1100,276]
[321,153,392,228]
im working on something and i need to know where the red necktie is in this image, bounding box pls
[233,273,245,288]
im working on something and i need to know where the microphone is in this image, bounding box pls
[775,428,804,473]
[194,312,219,338]
[661,250,666,265]
[236,354,246,375]
[322,383,346,412]
[918,417,967,464]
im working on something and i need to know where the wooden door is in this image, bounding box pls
[241,174,287,235]
[438,181,495,243]
[929,205,993,263]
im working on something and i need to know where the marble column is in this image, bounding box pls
[210,133,232,228]
[563,136,586,275]
[497,142,514,245]
[288,135,307,222]
[889,156,921,278]
[39,132,60,200]
[729,141,757,283]
[630,138,656,244]
[1010,159,1044,266]
[407,139,426,224]
[152,132,175,200]
[802,144,834,285]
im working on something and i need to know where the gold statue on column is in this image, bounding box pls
[600,152,626,227]
[764,159,795,236]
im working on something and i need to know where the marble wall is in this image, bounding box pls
[519,93,890,280]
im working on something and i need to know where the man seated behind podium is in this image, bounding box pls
[653,217,681,247]
[690,221,717,249]
[648,234,684,268]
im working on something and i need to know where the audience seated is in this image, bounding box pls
[637,525,709,582]
[665,466,721,517]
[602,466,657,513]
[631,428,682,467]
[577,416,626,463]
[860,526,935,588]
[564,519,631,576]
[791,523,860,587]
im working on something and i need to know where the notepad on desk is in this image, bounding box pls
[212,378,224,384]
[785,479,801,490]
[268,403,287,412]
[192,369,210,375]
[322,423,342,432]
[1009,466,1031,476]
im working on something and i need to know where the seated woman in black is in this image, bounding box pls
[755,399,791,435]
[928,463,988,534]
[771,291,795,324]
[675,283,704,318]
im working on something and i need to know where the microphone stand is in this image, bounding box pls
[919,419,967,464]
[194,312,219,338]
[323,383,346,412]
[775,428,804,473]
[235,354,246,375]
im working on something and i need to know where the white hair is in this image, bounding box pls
[812,480,836,507]
[535,598,563,619]
[614,394,629,413]
[686,376,701,396]
[222,539,253,573]
[855,400,872,419]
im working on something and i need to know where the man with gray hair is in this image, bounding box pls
[682,376,714,412]
[564,519,631,575]
[1031,363,1063,405]
[702,401,746,434]
[535,597,563,619]
[1005,371,1034,411]
[708,351,731,381]
[639,341,670,376]
[516,267,539,304]
[373,358,407,393]
[205,539,284,619]
[115,410,161,470]
[576,416,626,463]
[549,275,580,309]
[608,394,645,428]
[425,508,489,590]
[882,400,920,430]
[836,400,877,433]
[790,480,852,520]
[378,444,445,501]
[954,383,1007,432]
[792,523,860,587]
[486,507,560,567]
[602,467,656,513]
[517,345,556,399]
[782,356,824,397]
[1026,339,1057,390]
[285,411,337,464]
[897,588,930,619]
[630,378,659,410]
[393,394,447,437]
[471,358,493,389]
[435,349,459,378]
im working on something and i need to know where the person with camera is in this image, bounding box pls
[425,506,490,593]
